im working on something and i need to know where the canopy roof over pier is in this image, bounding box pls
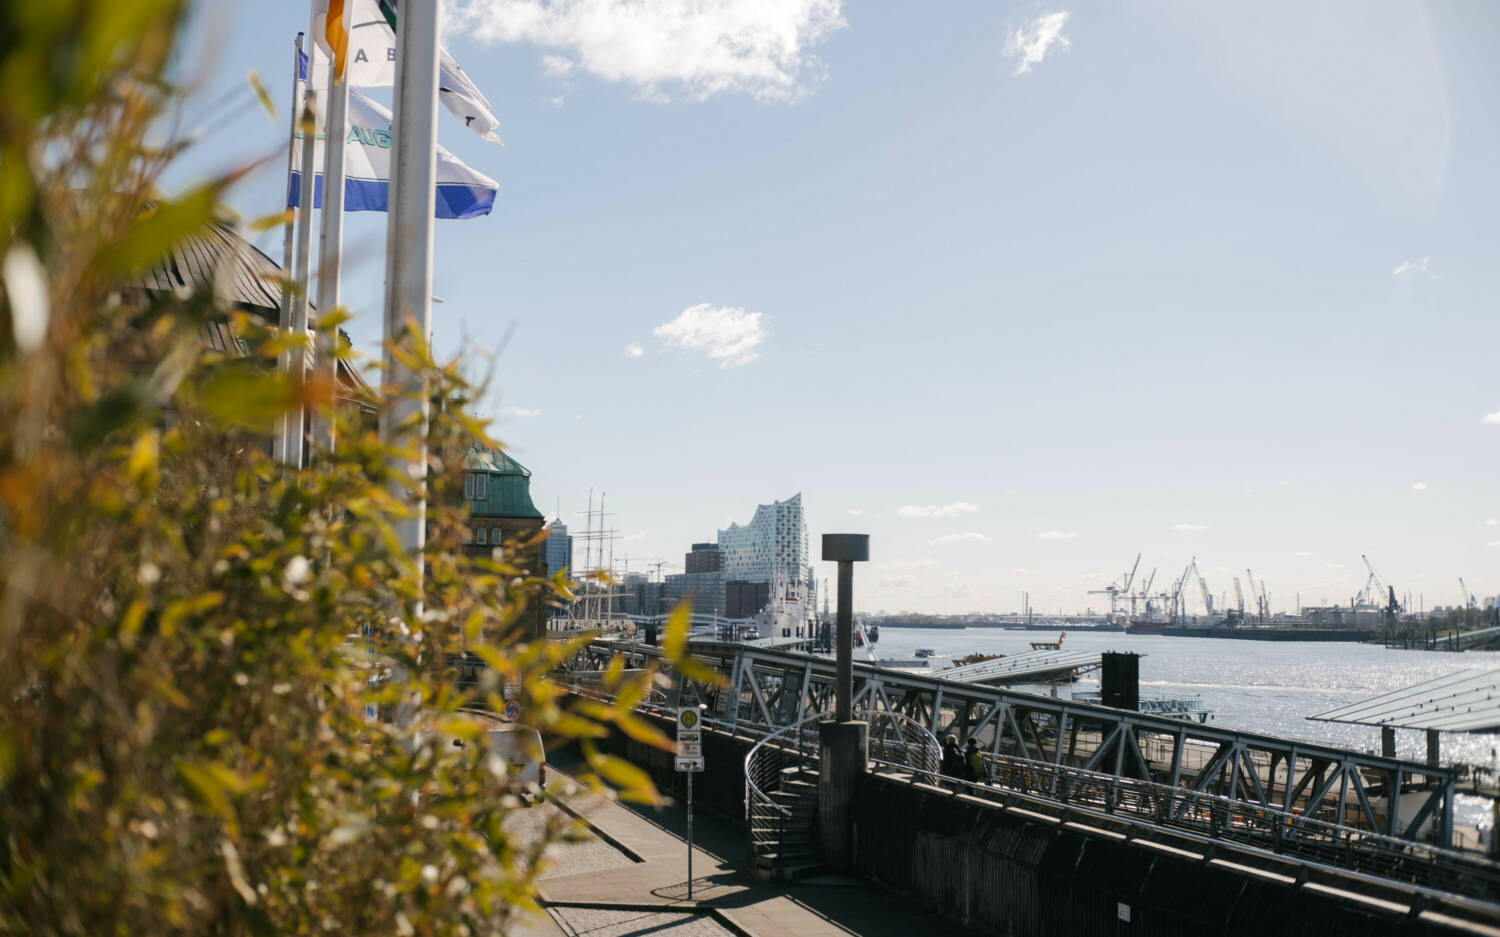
[1309,668,1500,734]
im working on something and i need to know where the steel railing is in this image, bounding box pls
[877,748,1500,910]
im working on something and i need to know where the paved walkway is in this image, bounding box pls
[520,760,957,937]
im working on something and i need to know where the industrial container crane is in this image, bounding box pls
[1088,552,1142,622]
[1359,555,1386,607]
[1194,558,1215,617]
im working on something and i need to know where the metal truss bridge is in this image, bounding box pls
[560,638,1461,853]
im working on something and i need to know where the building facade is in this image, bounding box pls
[717,493,813,630]
[684,542,722,574]
[542,518,573,579]
[460,444,546,640]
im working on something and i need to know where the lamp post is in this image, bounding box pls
[818,533,869,870]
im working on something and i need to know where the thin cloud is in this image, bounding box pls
[1482,409,1500,425]
[1489,541,1500,549]
[502,406,542,417]
[897,501,980,520]
[454,0,848,102]
[654,303,766,368]
[1004,11,1071,76]
[1294,551,1313,557]
[1036,530,1076,540]
[929,532,993,546]
[1322,562,1346,569]
[541,54,574,78]
[882,558,937,570]
[847,509,863,516]
[622,341,644,358]
[1392,256,1431,277]
[1486,519,1499,527]
[1412,481,1429,491]
[1172,523,1209,532]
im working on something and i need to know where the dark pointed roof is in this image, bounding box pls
[137,218,375,406]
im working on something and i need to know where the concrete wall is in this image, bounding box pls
[852,773,1453,937]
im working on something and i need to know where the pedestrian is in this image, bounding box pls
[965,737,986,785]
[941,734,962,780]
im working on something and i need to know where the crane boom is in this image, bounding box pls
[1233,577,1245,614]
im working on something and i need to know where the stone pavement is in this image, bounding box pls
[516,762,960,937]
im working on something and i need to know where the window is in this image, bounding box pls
[490,527,501,545]
[476,528,487,545]
[463,474,474,499]
[474,474,487,499]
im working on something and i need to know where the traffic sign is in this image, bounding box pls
[677,707,700,731]
[501,700,521,722]
[677,729,701,745]
[677,740,702,757]
[675,755,705,772]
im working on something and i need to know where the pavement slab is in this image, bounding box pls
[532,761,962,937]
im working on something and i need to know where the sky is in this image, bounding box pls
[167,1,1500,616]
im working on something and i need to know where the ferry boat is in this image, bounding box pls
[1072,691,1213,724]
[915,648,936,658]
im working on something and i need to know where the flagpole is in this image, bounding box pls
[275,33,306,466]
[286,86,318,469]
[313,40,350,455]
[381,0,440,586]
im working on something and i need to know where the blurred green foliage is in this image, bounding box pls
[0,4,688,935]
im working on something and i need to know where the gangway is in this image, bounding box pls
[938,647,1100,685]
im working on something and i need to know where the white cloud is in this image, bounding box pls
[897,501,980,520]
[1036,530,1077,540]
[654,303,766,368]
[1172,523,1209,532]
[929,532,993,546]
[454,0,847,102]
[621,531,647,542]
[1482,409,1500,425]
[622,341,644,358]
[847,508,863,516]
[1003,11,1071,77]
[541,54,575,78]
[1489,541,1500,549]
[1294,550,1313,557]
[1487,519,1499,527]
[1412,481,1429,491]
[549,94,566,108]
[502,406,542,417]
[1392,256,1431,276]
[882,558,936,570]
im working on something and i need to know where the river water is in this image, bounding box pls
[873,626,1500,825]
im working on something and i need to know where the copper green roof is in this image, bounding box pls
[463,443,543,519]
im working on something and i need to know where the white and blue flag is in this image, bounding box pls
[289,53,497,220]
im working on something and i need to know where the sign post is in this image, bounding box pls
[675,706,704,898]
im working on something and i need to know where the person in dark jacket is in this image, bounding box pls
[940,735,963,779]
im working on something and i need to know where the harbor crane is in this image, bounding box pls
[1173,557,1214,620]
[1459,577,1475,611]
[1231,577,1246,626]
[1358,555,1388,607]
[1088,552,1141,622]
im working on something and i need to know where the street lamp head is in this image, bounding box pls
[822,533,869,563]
